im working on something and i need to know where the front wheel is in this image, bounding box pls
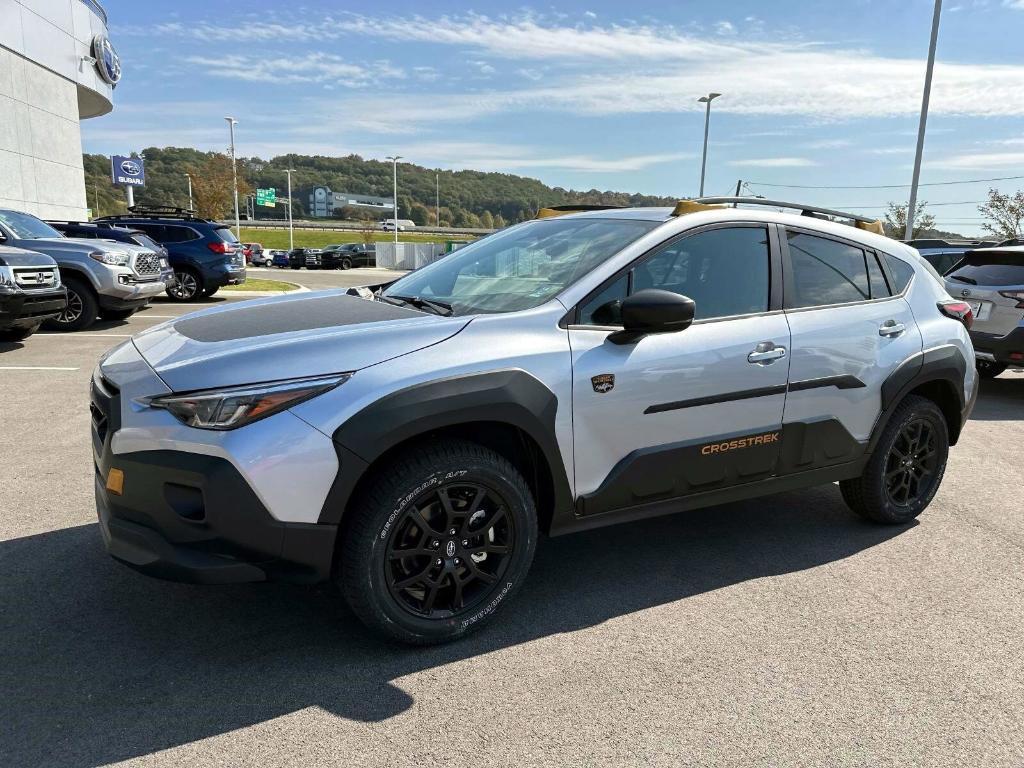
[340,258,352,270]
[338,440,537,645]
[976,360,1007,379]
[840,395,949,524]
[44,276,97,332]
[166,269,203,302]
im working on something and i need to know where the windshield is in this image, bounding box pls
[383,217,658,315]
[0,210,64,240]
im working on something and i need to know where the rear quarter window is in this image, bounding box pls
[883,253,916,293]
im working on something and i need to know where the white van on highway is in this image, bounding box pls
[381,218,416,232]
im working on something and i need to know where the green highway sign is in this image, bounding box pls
[256,188,277,207]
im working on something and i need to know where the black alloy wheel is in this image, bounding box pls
[341,257,352,270]
[884,418,939,506]
[385,482,515,619]
[166,269,201,301]
[44,276,97,332]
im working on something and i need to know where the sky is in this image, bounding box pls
[86,1,1024,235]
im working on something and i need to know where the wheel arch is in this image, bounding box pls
[56,265,100,295]
[319,369,573,535]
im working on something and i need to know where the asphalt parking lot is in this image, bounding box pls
[2,275,1023,767]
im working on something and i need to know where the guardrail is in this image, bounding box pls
[227,219,495,237]
[79,0,107,25]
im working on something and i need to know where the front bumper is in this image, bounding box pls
[91,348,338,585]
[970,326,1024,366]
[0,287,66,328]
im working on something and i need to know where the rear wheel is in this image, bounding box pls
[99,308,137,321]
[44,276,97,332]
[338,440,537,645]
[203,286,220,298]
[0,323,41,342]
[841,395,949,524]
[166,269,203,302]
[976,360,1007,379]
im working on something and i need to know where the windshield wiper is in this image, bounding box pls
[948,275,977,285]
[381,294,454,317]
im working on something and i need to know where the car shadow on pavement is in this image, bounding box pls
[969,377,1024,421]
[0,485,907,767]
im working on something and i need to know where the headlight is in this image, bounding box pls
[89,250,130,267]
[146,373,350,430]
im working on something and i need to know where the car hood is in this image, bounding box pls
[23,237,141,255]
[131,289,470,392]
[0,245,57,267]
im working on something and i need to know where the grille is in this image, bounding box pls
[133,252,161,276]
[13,267,58,289]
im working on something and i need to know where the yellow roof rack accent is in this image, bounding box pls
[671,200,726,216]
[536,205,624,219]
[855,219,886,236]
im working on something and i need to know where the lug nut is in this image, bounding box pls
[435,559,442,566]
[449,528,457,535]
[431,540,439,548]
[454,558,461,565]
[462,539,468,547]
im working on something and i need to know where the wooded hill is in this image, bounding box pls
[83,147,677,227]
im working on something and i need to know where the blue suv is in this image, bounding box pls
[94,207,246,301]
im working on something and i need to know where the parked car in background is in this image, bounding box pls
[244,243,269,266]
[94,207,246,301]
[320,243,376,269]
[47,221,171,262]
[0,244,66,341]
[906,238,997,277]
[381,218,415,232]
[0,209,168,331]
[944,245,1024,378]
[287,247,321,269]
[270,250,289,268]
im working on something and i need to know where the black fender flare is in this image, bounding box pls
[869,344,968,451]
[318,369,573,526]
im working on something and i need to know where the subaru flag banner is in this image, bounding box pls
[111,156,146,187]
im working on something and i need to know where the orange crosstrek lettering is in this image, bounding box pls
[701,431,780,456]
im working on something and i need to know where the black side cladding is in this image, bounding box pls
[173,293,425,343]
[321,369,573,525]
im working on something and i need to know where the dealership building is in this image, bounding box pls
[309,186,394,218]
[0,0,117,220]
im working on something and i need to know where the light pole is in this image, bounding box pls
[385,155,402,248]
[435,170,440,227]
[224,116,240,239]
[185,173,194,210]
[285,169,296,251]
[906,0,942,240]
[697,92,721,198]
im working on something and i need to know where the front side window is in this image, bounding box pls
[787,232,870,308]
[578,226,771,324]
[383,217,657,316]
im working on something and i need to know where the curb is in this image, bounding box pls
[221,283,309,298]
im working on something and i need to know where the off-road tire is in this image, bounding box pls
[840,395,949,524]
[44,276,97,332]
[338,440,537,645]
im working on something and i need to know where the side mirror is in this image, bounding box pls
[608,289,695,345]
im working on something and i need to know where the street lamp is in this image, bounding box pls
[385,155,402,248]
[185,173,193,211]
[285,169,296,251]
[906,0,942,240]
[697,92,721,197]
[435,170,440,227]
[224,116,240,240]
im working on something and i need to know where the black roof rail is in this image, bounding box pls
[95,205,212,223]
[904,238,996,248]
[691,197,883,227]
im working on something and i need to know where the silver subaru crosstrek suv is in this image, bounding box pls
[92,199,977,644]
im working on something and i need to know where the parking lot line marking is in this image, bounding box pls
[34,333,132,338]
[0,366,79,371]
[137,315,176,318]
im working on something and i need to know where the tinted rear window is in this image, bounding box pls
[948,260,1024,287]
[215,227,239,243]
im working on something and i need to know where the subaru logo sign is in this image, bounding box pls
[91,35,122,86]
[111,155,146,187]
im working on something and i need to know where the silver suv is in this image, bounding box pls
[0,209,172,331]
[943,245,1024,378]
[92,199,977,644]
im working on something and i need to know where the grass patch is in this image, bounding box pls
[221,278,300,292]
[240,228,469,250]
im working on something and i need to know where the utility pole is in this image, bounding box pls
[285,169,296,251]
[185,173,194,210]
[225,116,240,239]
[697,93,721,197]
[906,0,942,241]
[385,155,402,249]
[435,171,440,227]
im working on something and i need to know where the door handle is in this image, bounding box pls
[747,342,787,365]
[879,321,906,337]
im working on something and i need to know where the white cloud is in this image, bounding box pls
[1004,0,1024,9]
[184,53,402,86]
[806,139,853,149]
[728,157,819,167]
[927,151,1024,170]
[714,21,736,35]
